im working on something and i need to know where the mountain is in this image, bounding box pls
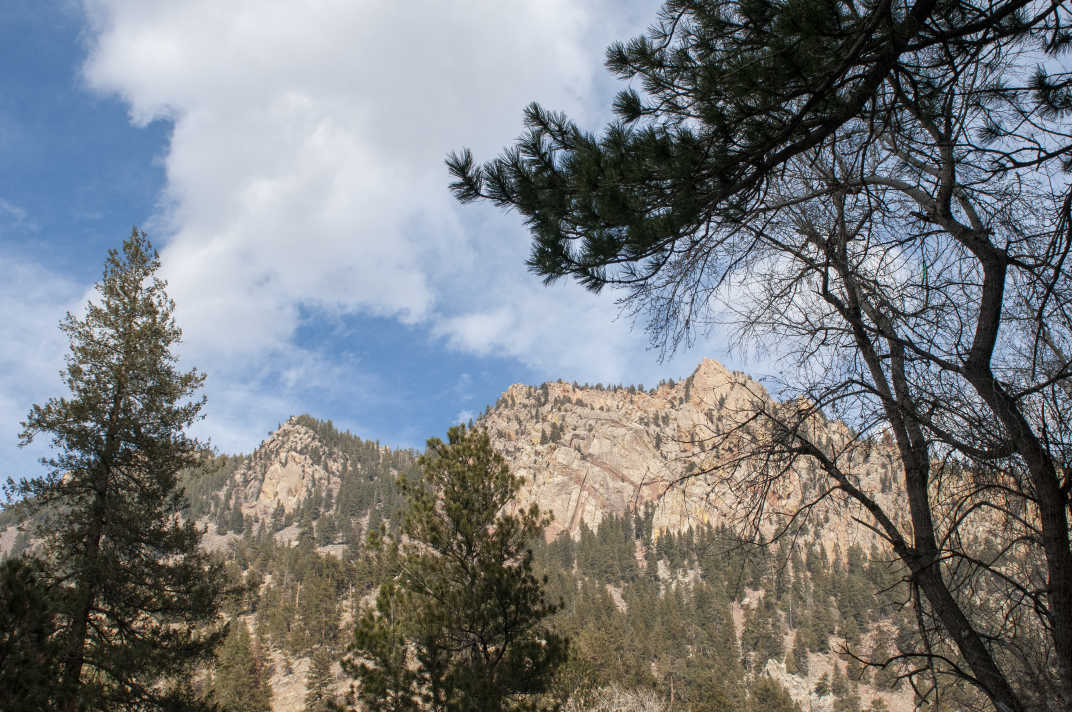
[177,358,903,554]
[182,414,415,552]
[1,359,919,712]
[486,359,904,551]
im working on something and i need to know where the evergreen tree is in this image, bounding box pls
[0,556,59,711]
[790,632,809,677]
[317,512,338,546]
[11,230,224,712]
[833,688,862,712]
[213,622,272,712]
[229,498,246,535]
[450,3,1072,710]
[831,663,848,697]
[300,567,341,651]
[270,502,286,533]
[741,594,784,669]
[305,644,338,711]
[748,675,801,712]
[344,425,568,711]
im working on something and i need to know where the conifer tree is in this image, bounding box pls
[213,622,272,712]
[0,556,59,711]
[450,3,1072,709]
[11,230,224,711]
[305,644,338,711]
[749,675,801,712]
[787,633,809,677]
[343,425,567,711]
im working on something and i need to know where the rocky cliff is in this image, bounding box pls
[0,358,921,712]
[485,358,905,554]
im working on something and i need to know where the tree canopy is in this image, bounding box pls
[450,2,1072,711]
[0,556,60,711]
[343,425,567,712]
[11,229,225,712]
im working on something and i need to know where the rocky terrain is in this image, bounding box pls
[181,358,909,556]
[485,359,906,553]
[1,358,923,712]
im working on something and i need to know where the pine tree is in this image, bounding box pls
[0,556,60,711]
[450,4,1072,710]
[786,633,808,677]
[11,229,224,712]
[344,425,568,711]
[229,498,246,535]
[832,664,848,697]
[270,502,286,533]
[749,675,801,712]
[213,622,272,712]
[300,568,341,651]
[741,594,784,669]
[305,644,337,711]
[317,512,338,546]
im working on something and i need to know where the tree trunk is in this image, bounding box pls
[58,510,103,712]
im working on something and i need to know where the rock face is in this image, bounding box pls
[200,359,905,556]
[482,359,906,553]
[1,358,905,562]
[234,419,338,520]
[224,416,401,524]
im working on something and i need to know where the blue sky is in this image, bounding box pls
[2,1,751,477]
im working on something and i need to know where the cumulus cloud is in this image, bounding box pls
[74,0,739,448]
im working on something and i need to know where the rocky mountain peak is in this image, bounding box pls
[481,359,903,552]
[237,417,322,517]
[196,359,902,556]
[227,416,379,522]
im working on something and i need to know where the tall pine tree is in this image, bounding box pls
[213,621,272,712]
[344,425,568,711]
[13,229,225,712]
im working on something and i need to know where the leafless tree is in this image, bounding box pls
[451,2,1072,710]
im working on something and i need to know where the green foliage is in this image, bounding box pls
[213,621,272,712]
[452,3,1072,709]
[450,1,1060,295]
[741,593,785,669]
[305,644,338,711]
[831,663,848,697]
[833,689,862,712]
[9,230,224,712]
[576,513,638,583]
[0,556,60,711]
[344,425,567,711]
[796,632,812,673]
[749,675,801,712]
[180,452,243,521]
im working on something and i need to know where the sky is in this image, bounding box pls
[2,0,755,477]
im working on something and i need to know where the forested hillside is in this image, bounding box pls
[3,374,983,711]
[2,364,1019,711]
[158,388,929,712]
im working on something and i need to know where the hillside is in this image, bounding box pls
[2,359,925,712]
[486,359,905,551]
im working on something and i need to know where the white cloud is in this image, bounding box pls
[81,0,626,355]
[74,0,743,448]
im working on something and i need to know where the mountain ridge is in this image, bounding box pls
[0,357,921,712]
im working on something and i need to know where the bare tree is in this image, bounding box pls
[449,2,1072,710]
